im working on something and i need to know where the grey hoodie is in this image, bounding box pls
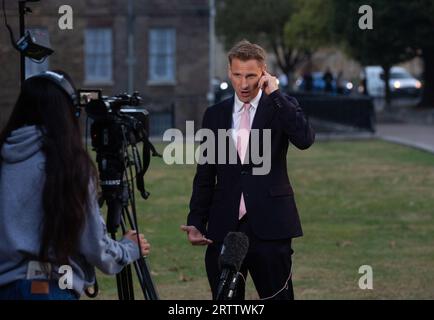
[0,126,140,296]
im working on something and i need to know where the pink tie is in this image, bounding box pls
[237,103,251,220]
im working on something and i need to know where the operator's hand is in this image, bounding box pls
[180,225,213,246]
[258,71,279,95]
[124,230,151,256]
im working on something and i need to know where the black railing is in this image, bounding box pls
[290,93,376,133]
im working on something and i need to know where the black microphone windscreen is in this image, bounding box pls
[218,232,249,272]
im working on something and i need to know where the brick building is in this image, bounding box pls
[0,0,210,135]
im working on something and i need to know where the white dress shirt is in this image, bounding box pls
[231,90,263,145]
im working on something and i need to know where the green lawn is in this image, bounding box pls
[90,140,434,300]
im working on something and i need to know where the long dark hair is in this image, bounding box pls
[0,71,97,264]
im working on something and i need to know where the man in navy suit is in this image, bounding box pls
[181,40,315,300]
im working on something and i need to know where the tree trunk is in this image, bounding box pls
[286,72,294,90]
[419,47,434,108]
[382,65,392,110]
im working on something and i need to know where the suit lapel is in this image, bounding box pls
[220,96,234,130]
[251,93,276,130]
[217,97,240,164]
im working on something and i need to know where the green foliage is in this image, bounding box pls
[215,0,308,75]
[403,0,434,51]
[284,0,333,52]
[328,0,424,105]
[330,0,415,67]
[216,0,296,50]
[215,0,434,93]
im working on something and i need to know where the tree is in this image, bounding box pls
[403,1,434,107]
[284,0,333,54]
[330,0,415,107]
[215,0,310,82]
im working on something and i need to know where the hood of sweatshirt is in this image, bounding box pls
[1,126,44,164]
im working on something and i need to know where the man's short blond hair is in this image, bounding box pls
[228,40,267,66]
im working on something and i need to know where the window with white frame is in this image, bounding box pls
[148,28,176,84]
[84,28,113,83]
[25,28,49,79]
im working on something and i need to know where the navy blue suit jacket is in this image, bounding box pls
[187,90,315,242]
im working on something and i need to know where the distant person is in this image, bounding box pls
[336,71,345,95]
[323,68,334,93]
[303,71,313,92]
[360,76,368,95]
[300,63,313,93]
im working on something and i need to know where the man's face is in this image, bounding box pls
[228,58,265,103]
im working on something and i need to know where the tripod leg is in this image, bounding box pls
[119,150,159,300]
[136,257,159,300]
[112,232,135,300]
[115,272,124,300]
[121,209,159,300]
[132,260,151,300]
[118,269,134,300]
[124,264,135,300]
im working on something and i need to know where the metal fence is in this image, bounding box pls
[291,93,376,133]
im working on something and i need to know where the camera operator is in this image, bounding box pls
[0,70,150,300]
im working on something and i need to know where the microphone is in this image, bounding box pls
[215,232,249,300]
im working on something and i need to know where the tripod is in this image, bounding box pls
[109,202,159,300]
[95,124,159,300]
[106,190,159,300]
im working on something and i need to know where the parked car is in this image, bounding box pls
[294,72,354,95]
[363,66,422,98]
